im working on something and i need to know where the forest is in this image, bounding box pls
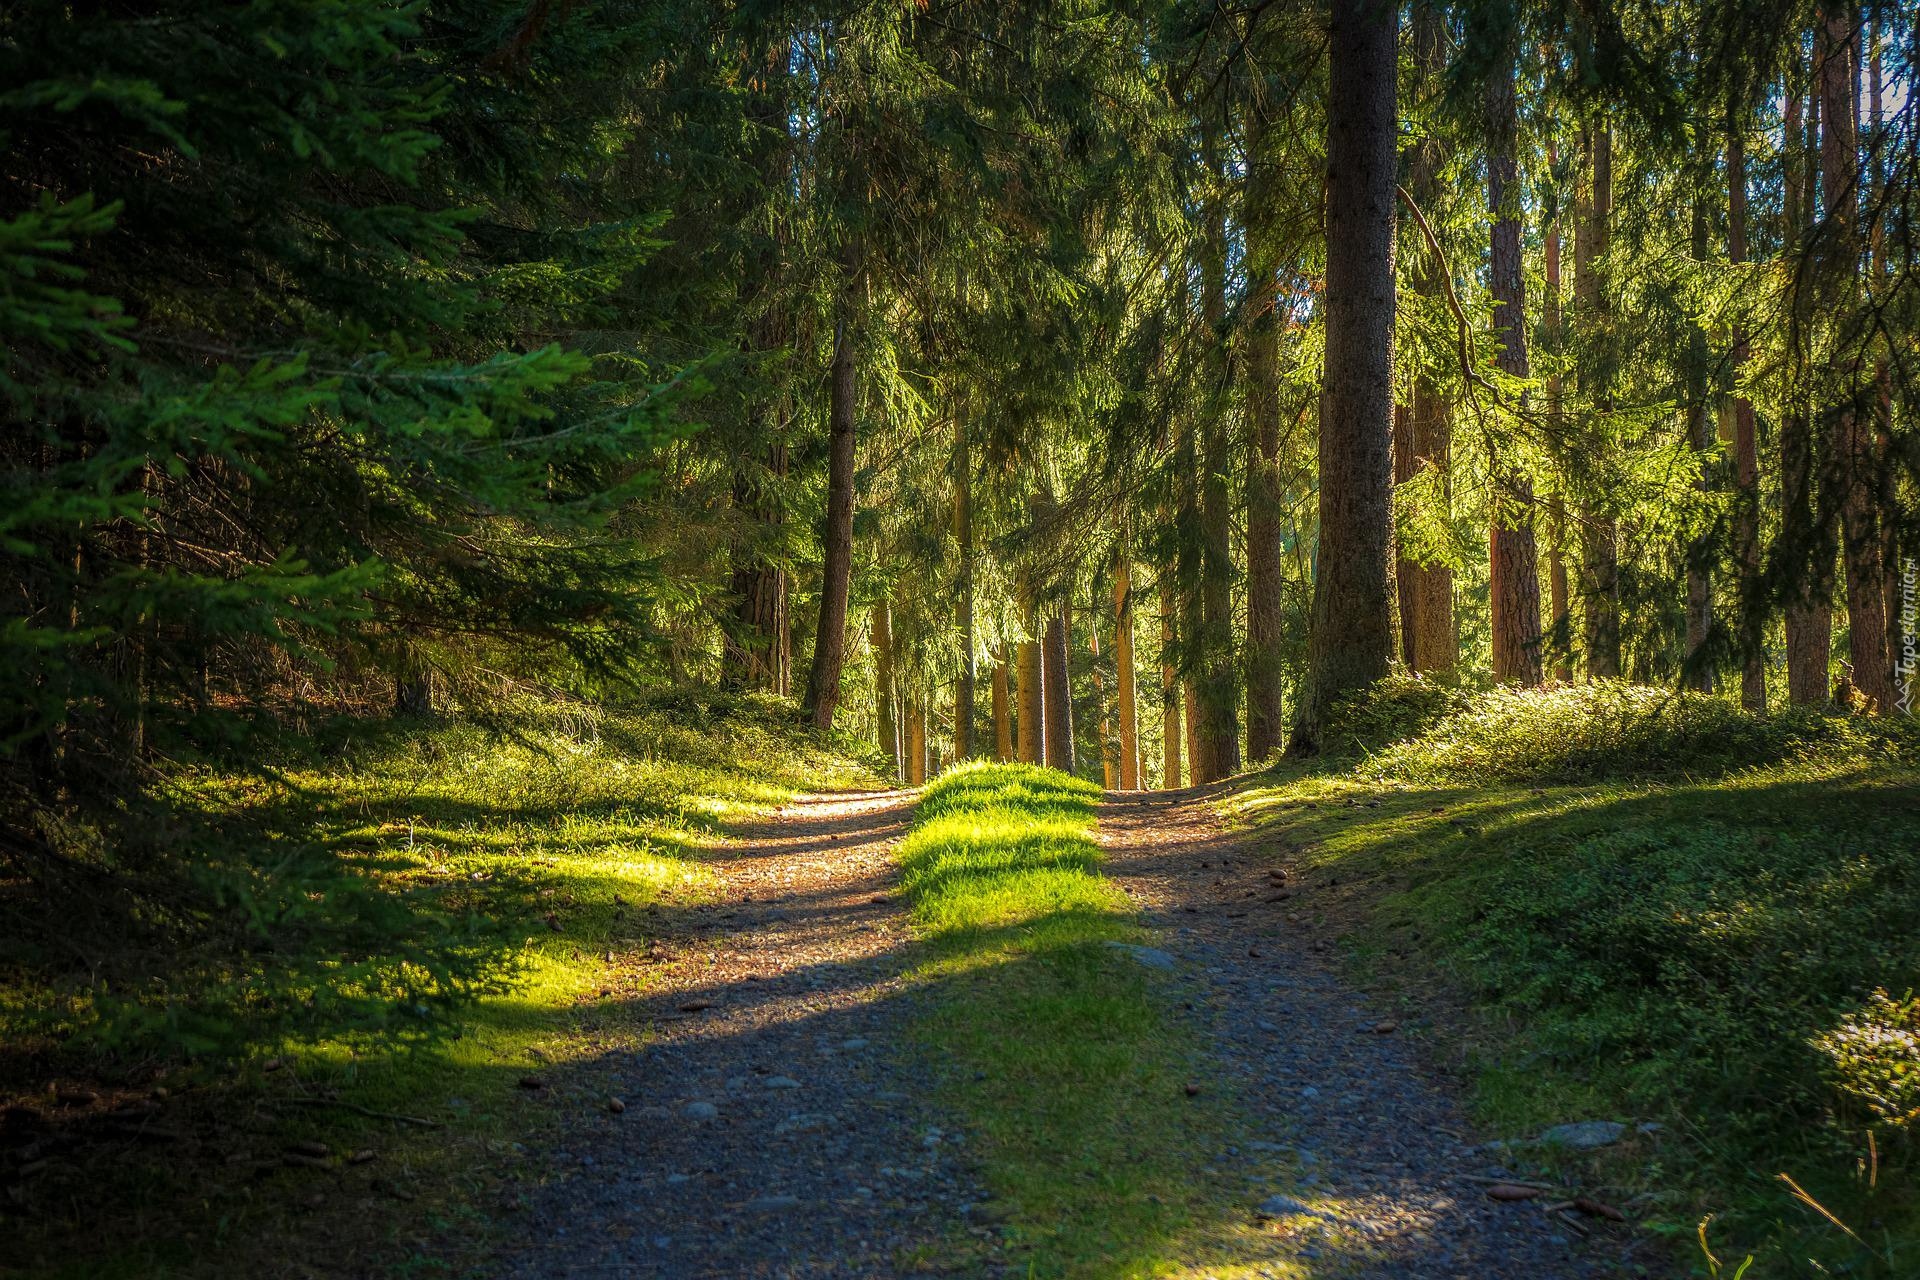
[3,0,1919,1276]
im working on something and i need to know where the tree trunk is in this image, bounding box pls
[1781,66,1833,704]
[905,694,927,786]
[1543,149,1572,684]
[992,644,1013,761]
[1729,122,1766,710]
[1092,624,1115,788]
[804,285,858,729]
[1160,580,1183,788]
[953,419,977,753]
[1197,128,1240,779]
[1017,580,1044,765]
[1243,104,1287,763]
[724,50,793,695]
[1683,184,1716,690]
[1290,0,1398,751]
[725,442,791,694]
[1486,48,1544,687]
[1400,0,1456,677]
[1574,119,1621,679]
[873,601,900,782]
[1044,599,1075,774]
[1114,553,1141,789]
[1821,6,1891,710]
[395,654,433,716]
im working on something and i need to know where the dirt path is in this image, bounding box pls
[488,789,990,1278]
[487,784,1650,1279]
[1101,787,1648,1279]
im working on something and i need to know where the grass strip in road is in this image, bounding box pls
[897,762,1232,1277]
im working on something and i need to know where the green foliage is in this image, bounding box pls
[3,692,870,1276]
[0,695,865,1066]
[898,763,1230,1272]
[1233,745,1920,1271]
[1816,991,1920,1132]
[1319,669,1476,756]
[1355,681,1919,785]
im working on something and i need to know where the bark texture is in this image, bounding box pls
[1043,601,1075,775]
[804,294,858,729]
[1114,555,1140,789]
[1486,51,1543,687]
[1290,0,1398,751]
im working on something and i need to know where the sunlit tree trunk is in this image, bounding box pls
[1684,184,1716,691]
[992,644,1013,761]
[1821,5,1891,710]
[804,269,859,729]
[1159,580,1183,788]
[1290,0,1398,750]
[873,601,900,782]
[953,418,976,754]
[1782,69,1833,703]
[1017,580,1044,765]
[1574,119,1620,679]
[1543,149,1573,684]
[1044,599,1075,774]
[1486,43,1543,687]
[1243,104,1287,763]
[1729,121,1767,711]
[1399,1,1456,677]
[1197,127,1240,779]
[905,693,927,785]
[1114,552,1140,789]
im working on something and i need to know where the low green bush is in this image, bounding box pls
[1355,680,1917,785]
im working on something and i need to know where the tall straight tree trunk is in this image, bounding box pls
[1574,120,1621,679]
[1160,580,1183,788]
[1290,0,1398,750]
[1782,65,1833,703]
[1684,185,1717,690]
[1242,105,1287,763]
[873,601,900,782]
[1114,552,1141,789]
[992,644,1013,760]
[1091,625,1115,788]
[1543,144,1573,683]
[1399,0,1456,676]
[1197,128,1240,779]
[1486,46,1544,687]
[724,47,792,694]
[1017,582,1044,765]
[1821,6,1891,709]
[1044,599,1075,774]
[804,276,859,729]
[952,419,976,755]
[1729,121,1767,710]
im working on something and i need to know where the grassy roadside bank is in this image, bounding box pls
[896,763,1250,1277]
[1,694,876,1278]
[1226,684,1920,1276]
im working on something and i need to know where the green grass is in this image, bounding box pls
[1,692,877,1278]
[1228,685,1920,1277]
[898,762,1303,1279]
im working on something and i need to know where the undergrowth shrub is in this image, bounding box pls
[1356,680,1916,784]
[1321,670,1475,755]
[0,694,857,1068]
[1816,990,1920,1132]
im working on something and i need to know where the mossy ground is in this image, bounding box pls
[1228,741,1920,1277]
[1,695,877,1278]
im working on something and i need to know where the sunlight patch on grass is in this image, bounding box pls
[898,762,1316,1279]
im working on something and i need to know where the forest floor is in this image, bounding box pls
[483,775,1650,1279]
